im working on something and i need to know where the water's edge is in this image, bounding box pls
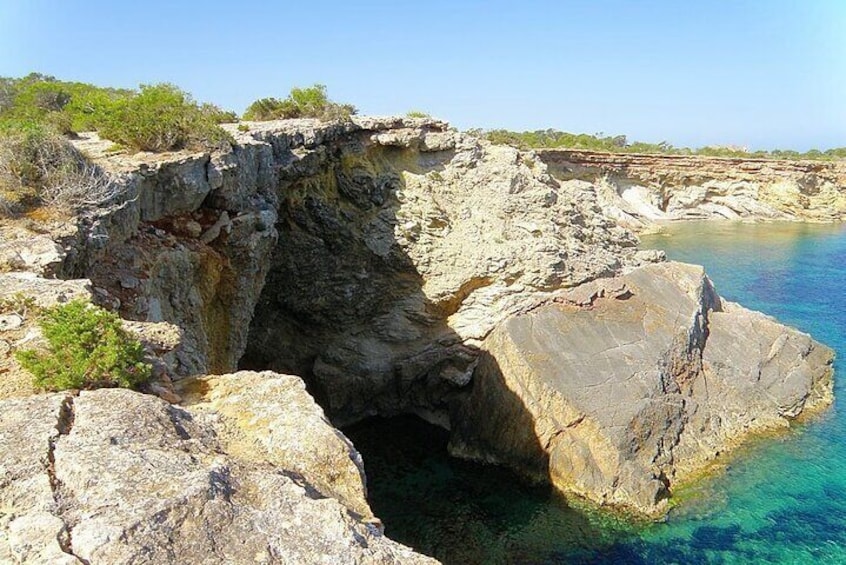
[347,221,846,564]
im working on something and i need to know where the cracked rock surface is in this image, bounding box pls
[0,380,435,565]
[451,262,834,515]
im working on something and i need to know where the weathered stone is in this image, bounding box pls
[451,262,834,515]
[134,155,213,222]
[242,127,643,425]
[0,233,65,274]
[0,386,435,564]
[179,371,372,519]
[7,117,823,525]
[0,273,89,308]
[0,394,76,563]
[0,314,23,331]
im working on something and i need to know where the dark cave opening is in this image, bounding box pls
[342,414,632,565]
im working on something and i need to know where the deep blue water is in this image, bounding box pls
[346,221,846,564]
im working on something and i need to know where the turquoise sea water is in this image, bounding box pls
[346,221,846,564]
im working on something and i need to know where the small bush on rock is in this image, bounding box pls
[199,102,238,124]
[243,84,356,122]
[15,299,151,391]
[98,83,232,152]
[242,97,292,121]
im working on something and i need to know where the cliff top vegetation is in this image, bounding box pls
[242,84,357,121]
[0,75,354,217]
[14,299,151,391]
[479,129,846,161]
[0,72,843,220]
[0,73,234,152]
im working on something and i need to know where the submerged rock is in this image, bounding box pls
[0,377,435,564]
[451,261,834,514]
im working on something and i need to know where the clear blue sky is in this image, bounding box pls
[1,1,844,150]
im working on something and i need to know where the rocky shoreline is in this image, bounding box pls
[0,118,837,562]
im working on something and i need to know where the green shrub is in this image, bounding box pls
[62,85,131,132]
[481,128,845,161]
[199,102,238,124]
[15,299,151,391]
[0,78,16,113]
[1,75,232,152]
[42,111,74,135]
[406,110,431,119]
[0,73,132,134]
[484,129,644,152]
[243,97,294,121]
[243,84,356,121]
[98,83,232,152]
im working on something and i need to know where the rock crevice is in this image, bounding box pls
[47,394,82,563]
[1,379,435,563]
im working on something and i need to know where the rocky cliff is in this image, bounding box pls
[0,118,835,562]
[540,149,846,231]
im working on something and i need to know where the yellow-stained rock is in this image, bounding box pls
[178,371,372,519]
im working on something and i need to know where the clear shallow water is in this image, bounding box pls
[346,221,846,564]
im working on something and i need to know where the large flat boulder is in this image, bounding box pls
[451,261,834,515]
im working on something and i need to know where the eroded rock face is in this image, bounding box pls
[0,379,435,565]
[1,117,829,523]
[540,149,846,230]
[49,119,654,424]
[241,124,648,425]
[450,262,834,514]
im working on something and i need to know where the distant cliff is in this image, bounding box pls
[540,149,846,231]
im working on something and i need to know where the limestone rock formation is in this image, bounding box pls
[0,114,835,552]
[450,262,834,514]
[0,379,435,564]
[52,118,834,516]
[238,120,649,426]
[178,371,372,519]
[540,149,846,230]
[58,118,653,427]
